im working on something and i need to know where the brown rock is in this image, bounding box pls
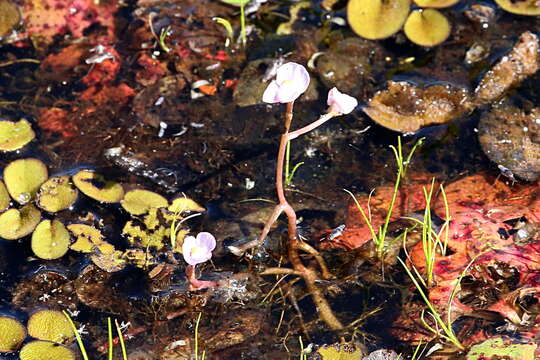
[478,103,540,181]
[363,81,472,133]
[475,31,539,104]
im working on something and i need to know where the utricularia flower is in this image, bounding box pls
[182,232,216,265]
[327,87,358,115]
[262,62,310,104]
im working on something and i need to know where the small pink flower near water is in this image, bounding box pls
[182,232,216,265]
[262,62,310,103]
[327,87,358,115]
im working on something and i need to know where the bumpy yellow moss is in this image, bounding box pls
[0,315,26,352]
[0,119,35,152]
[37,176,78,213]
[31,220,70,260]
[3,158,48,204]
[27,310,74,343]
[121,189,168,215]
[19,340,75,360]
[72,170,124,203]
[347,0,411,40]
[0,204,41,240]
[404,9,451,47]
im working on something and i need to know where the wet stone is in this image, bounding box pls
[475,31,539,105]
[314,38,382,99]
[478,102,540,181]
[363,81,473,133]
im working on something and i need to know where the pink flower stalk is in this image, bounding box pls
[327,87,358,115]
[182,232,216,266]
[262,62,310,103]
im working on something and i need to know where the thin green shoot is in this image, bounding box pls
[107,318,113,360]
[299,336,307,360]
[63,311,129,360]
[213,17,234,47]
[402,182,450,287]
[344,137,424,259]
[284,140,304,186]
[398,255,464,350]
[158,26,171,53]
[194,312,206,360]
[240,3,247,46]
[63,311,89,360]
[411,340,424,360]
[170,211,202,249]
[115,319,128,360]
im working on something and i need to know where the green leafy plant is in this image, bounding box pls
[194,312,206,360]
[345,137,424,259]
[219,0,250,46]
[284,141,304,186]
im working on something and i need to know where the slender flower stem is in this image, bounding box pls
[186,265,218,291]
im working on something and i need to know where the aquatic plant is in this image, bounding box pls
[347,0,411,40]
[63,311,129,360]
[0,119,35,152]
[72,170,124,203]
[27,309,74,343]
[19,340,76,360]
[495,0,540,15]
[230,62,358,330]
[0,315,26,352]
[403,9,451,47]
[0,204,41,240]
[345,137,424,260]
[0,180,9,212]
[31,219,71,260]
[120,189,168,216]
[220,0,250,46]
[347,0,453,46]
[37,176,78,213]
[194,312,206,360]
[3,158,48,205]
[183,232,218,290]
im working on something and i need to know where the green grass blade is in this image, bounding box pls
[115,319,129,360]
[63,311,90,360]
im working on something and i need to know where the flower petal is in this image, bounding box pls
[196,232,216,252]
[327,87,358,114]
[262,81,280,103]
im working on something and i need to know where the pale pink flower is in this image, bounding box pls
[327,87,358,115]
[182,232,216,265]
[262,62,310,103]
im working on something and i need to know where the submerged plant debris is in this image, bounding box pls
[0,0,539,359]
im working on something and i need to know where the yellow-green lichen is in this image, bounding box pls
[31,220,70,260]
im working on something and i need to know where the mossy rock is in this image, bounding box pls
[0,0,20,38]
[27,309,74,344]
[413,0,459,8]
[37,176,78,213]
[347,0,411,40]
[19,340,75,360]
[0,118,35,152]
[404,9,451,47]
[0,315,26,352]
[3,158,48,204]
[0,180,9,212]
[67,223,114,254]
[121,189,168,215]
[31,220,70,260]
[0,204,41,240]
[495,0,540,15]
[72,170,124,203]
[168,197,205,213]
